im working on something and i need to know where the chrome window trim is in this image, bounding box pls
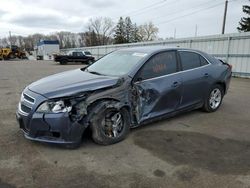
[178,49,212,66]
[134,50,211,84]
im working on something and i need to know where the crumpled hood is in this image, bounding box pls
[28,69,119,98]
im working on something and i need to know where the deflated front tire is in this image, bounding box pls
[90,102,130,145]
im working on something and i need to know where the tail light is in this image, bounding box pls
[219,59,232,70]
[225,63,232,70]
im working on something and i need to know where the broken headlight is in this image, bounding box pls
[36,100,72,113]
[69,101,87,121]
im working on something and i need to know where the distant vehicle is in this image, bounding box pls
[0,45,27,60]
[16,47,231,148]
[54,50,95,65]
[36,40,60,60]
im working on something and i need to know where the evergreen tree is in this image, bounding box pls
[125,17,133,43]
[131,23,141,43]
[114,17,126,44]
[237,1,250,32]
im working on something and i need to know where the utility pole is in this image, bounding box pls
[9,31,12,46]
[222,0,228,34]
[174,28,176,38]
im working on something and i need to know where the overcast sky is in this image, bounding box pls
[0,0,249,39]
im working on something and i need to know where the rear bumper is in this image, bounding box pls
[225,71,232,94]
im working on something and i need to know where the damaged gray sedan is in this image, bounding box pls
[16,47,232,147]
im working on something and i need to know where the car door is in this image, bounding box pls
[132,50,182,124]
[74,52,82,62]
[72,52,78,61]
[178,50,211,109]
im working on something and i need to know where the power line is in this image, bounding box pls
[127,0,180,18]
[122,0,166,16]
[150,0,220,22]
[155,1,226,26]
[112,0,167,20]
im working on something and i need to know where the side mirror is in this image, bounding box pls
[135,77,143,82]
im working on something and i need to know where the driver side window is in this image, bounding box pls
[137,51,178,81]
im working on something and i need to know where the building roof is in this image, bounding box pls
[37,40,59,46]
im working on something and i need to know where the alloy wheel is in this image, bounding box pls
[102,111,124,138]
[209,88,222,110]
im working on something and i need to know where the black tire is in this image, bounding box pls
[203,84,224,112]
[90,102,130,145]
[3,56,8,60]
[60,59,68,65]
[9,54,15,59]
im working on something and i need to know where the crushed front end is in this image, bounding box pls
[16,88,87,145]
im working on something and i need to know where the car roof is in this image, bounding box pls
[118,46,202,55]
[118,46,215,77]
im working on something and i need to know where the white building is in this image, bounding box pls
[36,40,60,60]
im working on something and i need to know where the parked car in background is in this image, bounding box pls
[16,47,232,148]
[54,50,95,65]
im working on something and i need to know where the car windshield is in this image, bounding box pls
[66,51,72,55]
[84,51,91,55]
[85,51,147,76]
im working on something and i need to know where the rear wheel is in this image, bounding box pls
[203,84,224,112]
[90,103,130,145]
[9,54,15,59]
[60,59,68,65]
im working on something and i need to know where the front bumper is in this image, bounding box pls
[16,89,86,145]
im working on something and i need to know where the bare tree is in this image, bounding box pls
[138,22,159,41]
[54,31,78,48]
[87,17,114,45]
[0,38,9,47]
[0,18,160,49]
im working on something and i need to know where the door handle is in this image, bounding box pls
[204,73,209,77]
[171,81,179,88]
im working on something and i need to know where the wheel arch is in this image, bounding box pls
[214,81,226,94]
[60,58,68,63]
[85,98,132,126]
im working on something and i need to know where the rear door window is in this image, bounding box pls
[179,51,201,71]
[199,55,209,66]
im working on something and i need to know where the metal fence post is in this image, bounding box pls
[189,40,192,48]
[226,36,231,63]
[97,47,100,59]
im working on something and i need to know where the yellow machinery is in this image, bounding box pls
[0,48,12,60]
[0,46,27,60]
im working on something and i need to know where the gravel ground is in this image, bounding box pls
[0,60,250,188]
